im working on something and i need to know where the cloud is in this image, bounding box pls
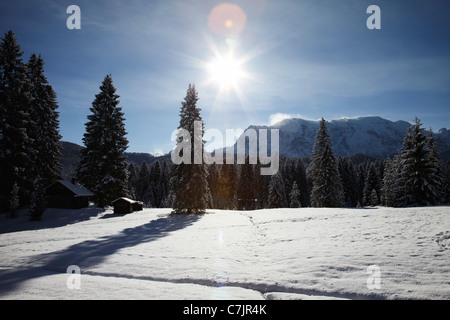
[268,113,304,126]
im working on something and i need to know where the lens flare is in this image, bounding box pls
[207,3,247,37]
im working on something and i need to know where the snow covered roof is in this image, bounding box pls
[50,180,95,197]
[111,197,143,205]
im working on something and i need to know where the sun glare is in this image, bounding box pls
[208,55,244,89]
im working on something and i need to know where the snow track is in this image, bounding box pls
[1,206,449,299]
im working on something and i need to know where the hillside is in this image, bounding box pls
[60,141,169,179]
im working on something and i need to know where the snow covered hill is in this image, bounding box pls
[0,207,449,300]
[226,116,450,159]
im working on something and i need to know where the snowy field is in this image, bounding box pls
[0,206,449,300]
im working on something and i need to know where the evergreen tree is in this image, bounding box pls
[444,161,450,204]
[29,176,47,221]
[135,161,152,206]
[0,30,33,210]
[381,158,394,207]
[369,189,378,207]
[294,158,309,207]
[159,160,170,206]
[237,157,255,210]
[363,163,381,206]
[289,181,301,208]
[8,182,19,218]
[268,171,288,208]
[126,162,138,200]
[76,75,129,207]
[395,118,442,206]
[27,53,62,189]
[207,163,219,208]
[149,161,163,207]
[309,118,343,207]
[217,164,237,209]
[425,131,444,204]
[170,84,208,213]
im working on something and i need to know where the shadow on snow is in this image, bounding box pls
[0,213,202,297]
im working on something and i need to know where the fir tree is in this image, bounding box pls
[135,161,151,206]
[27,53,62,189]
[170,84,209,213]
[294,158,310,207]
[126,162,138,200]
[237,157,256,210]
[29,176,47,221]
[425,131,444,205]
[309,118,343,207]
[289,181,301,208]
[76,75,129,207]
[8,182,19,218]
[207,163,219,208]
[369,189,378,207]
[0,30,33,210]
[363,163,381,206]
[395,118,441,206]
[268,171,288,208]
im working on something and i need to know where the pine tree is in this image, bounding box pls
[363,163,381,206]
[126,162,138,200]
[76,75,129,207]
[29,176,47,221]
[0,30,33,210]
[237,157,255,210]
[309,118,343,207]
[294,158,310,207]
[425,131,444,205]
[289,181,301,208]
[170,84,208,213]
[207,163,219,208]
[268,171,288,208]
[27,53,62,189]
[8,182,19,218]
[370,189,378,207]
[135,161,151,206]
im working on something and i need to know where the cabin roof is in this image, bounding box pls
[48,180,95,197]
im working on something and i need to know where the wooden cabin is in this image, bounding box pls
[46,180,94,209]
[111,197,144,214]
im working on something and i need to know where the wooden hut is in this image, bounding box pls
[111,197,144,214]
[46,180,94,209]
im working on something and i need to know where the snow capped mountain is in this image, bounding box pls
[227,116,450,159]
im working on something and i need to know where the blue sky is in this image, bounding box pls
[1,0,449,153]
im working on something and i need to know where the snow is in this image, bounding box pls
[0,206,449,300]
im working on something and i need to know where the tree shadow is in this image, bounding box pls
[0,207,106,235]
[0,213,202,297]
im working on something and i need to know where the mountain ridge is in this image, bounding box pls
[225,116,450,160]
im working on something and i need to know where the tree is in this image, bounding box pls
[170,84,209,213]
[289,181,301,208]
[29,176,47,221]
[268,171,288,208]
[363,163,381,206]
[27,53,62,189]
[309,118,343,207]
[0,30,33,210]
[237,157,256,210]
[76,74,129,207]
[396,117,441,206]
[8,182,19,218]
[294,158,310,207]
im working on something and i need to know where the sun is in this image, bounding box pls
[207,55,244,89]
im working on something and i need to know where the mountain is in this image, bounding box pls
[225,116,450,160]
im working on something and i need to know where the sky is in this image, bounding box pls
[1,0,450,154]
